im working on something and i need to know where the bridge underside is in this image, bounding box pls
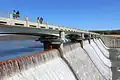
[0,25,85,41]
[0,25,59,35]
[0,25,61,40]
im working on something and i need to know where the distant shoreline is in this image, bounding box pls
[105,35,120,38]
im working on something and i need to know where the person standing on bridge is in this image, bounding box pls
[37,17,40,23]
[12,10,16,19]
[16,11,20,19]
[40,17,43,24]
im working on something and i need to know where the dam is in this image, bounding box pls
[0,17,120,80]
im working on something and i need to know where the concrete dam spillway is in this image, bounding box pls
[0,38,120,80]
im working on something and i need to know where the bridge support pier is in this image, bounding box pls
[39,31,65,50]
[43,41,63,50]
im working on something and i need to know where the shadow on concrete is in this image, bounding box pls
[109,48,120,80]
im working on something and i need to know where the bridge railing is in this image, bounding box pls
[0,11,99,36]
[0,17,86,33]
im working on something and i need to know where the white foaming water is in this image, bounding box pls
[63,43,105,80]
[0,49,76,80]
[94,39,110,58]
[90,39,111,67]
[0,39,113,80]
[99,39,110,49]
[4,58,76,80]
[83,40,112,80]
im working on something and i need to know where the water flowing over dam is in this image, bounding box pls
[1,37,119,80]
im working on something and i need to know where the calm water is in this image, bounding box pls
[0,40,43,61]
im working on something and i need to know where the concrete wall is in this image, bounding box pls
[101,36,120,48]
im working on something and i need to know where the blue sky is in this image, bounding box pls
[0,0,120,30]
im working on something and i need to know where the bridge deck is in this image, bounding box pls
[0,17,98,35]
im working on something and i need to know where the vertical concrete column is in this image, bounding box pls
[81,33,85,39]
[113,39,116,48]
[25,16,29,27]
[59,31,65,50]
[60,43,64,51]
[37,19,40,28]
[86,34,91,44]
[80,40,83,48]
[94,35,97,39]
[9,14,13,19]
[94,35,96,39]
[9,14,14,25]
[80,33,84,48]
[59,31,65,43]
[89,34,92,38]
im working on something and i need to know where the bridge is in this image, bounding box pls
[0,16,120,80]
[0,17,99,50]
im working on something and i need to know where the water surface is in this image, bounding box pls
[0,40,43,61]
